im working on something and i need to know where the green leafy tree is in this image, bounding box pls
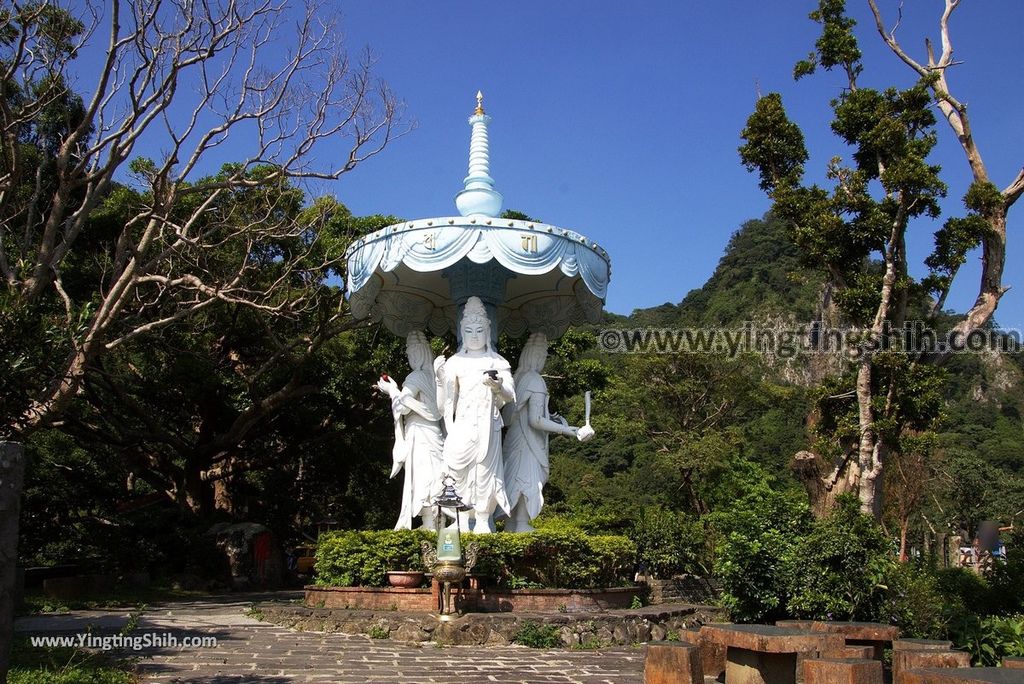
[632,506,706,577]
[0,7,400,670]
[48,189,403,516]
[738,0,1021,517]
[712,484,812,623]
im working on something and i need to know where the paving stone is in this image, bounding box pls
[18,596,647,683]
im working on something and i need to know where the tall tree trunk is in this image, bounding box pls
[899,518,909,563]
[0,442,26,682]
[855,360,878,515]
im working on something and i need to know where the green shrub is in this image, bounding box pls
[313,529,433,587]
[928,530,1024,622]
[632,506,706,578]
[313,528,636,588]
[987,527,1024,616]
[951,614,1024,666]
[512,621,562,648]
[876,561,948,639]
[935,566,990,606]
[787,495,895,621]
[712,485,811,623]
[469,529,636,589]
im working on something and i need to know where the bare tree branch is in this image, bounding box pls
[1,0,407,438]
[866,0,1011,368]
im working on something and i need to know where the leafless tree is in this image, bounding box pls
[867,0,1024,346]
[0,0,405,438]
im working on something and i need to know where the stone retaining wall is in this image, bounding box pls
[304,584,645,613]
[305,585,436,611]
[258,602,726,647]
[643,575,720,605]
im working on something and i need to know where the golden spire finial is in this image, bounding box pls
[474,90,485,115]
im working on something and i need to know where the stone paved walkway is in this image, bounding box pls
[15,593,645,683]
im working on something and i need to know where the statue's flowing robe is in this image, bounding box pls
[439,352,513,517]
[502,371,549,521]
[392,368,444,530]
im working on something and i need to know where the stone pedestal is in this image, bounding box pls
[903,668,1024,684]
[894,650,970,684]
[683,627,726,678]
[727,647,799,684]
[701,624,841,684]
[803,658,883,684]
[892,639,955,683]
[644,641,703,684]
[0,442,25,683]
[1003,657,1024,669]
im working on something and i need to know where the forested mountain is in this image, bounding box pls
[628,214,823,328]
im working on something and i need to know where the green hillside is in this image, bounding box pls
[628,214,824,327]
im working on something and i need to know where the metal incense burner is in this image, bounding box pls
[421,475,479,618]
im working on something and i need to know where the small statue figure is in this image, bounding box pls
[434,297,513,533]
[377,331,444,530]
[502,332,580,532]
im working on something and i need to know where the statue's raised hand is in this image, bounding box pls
[376,374,400,398]
[433,355,446,384]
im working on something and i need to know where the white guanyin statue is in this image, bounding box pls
[502,332,580,532]
[433,296,513,534]
[377,331,444,531]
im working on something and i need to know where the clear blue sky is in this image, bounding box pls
[77,1,1024,329]
[320,1,1024,329]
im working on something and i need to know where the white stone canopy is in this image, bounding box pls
[345,216,610,338]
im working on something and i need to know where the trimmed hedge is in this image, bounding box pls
[471,529,636,589]
[313,529,433,588]
[313,528,636,589]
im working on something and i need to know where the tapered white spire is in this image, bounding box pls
[455,91,503,217]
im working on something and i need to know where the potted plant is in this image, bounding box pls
[380,533,426,587]
[385,570,426,588]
